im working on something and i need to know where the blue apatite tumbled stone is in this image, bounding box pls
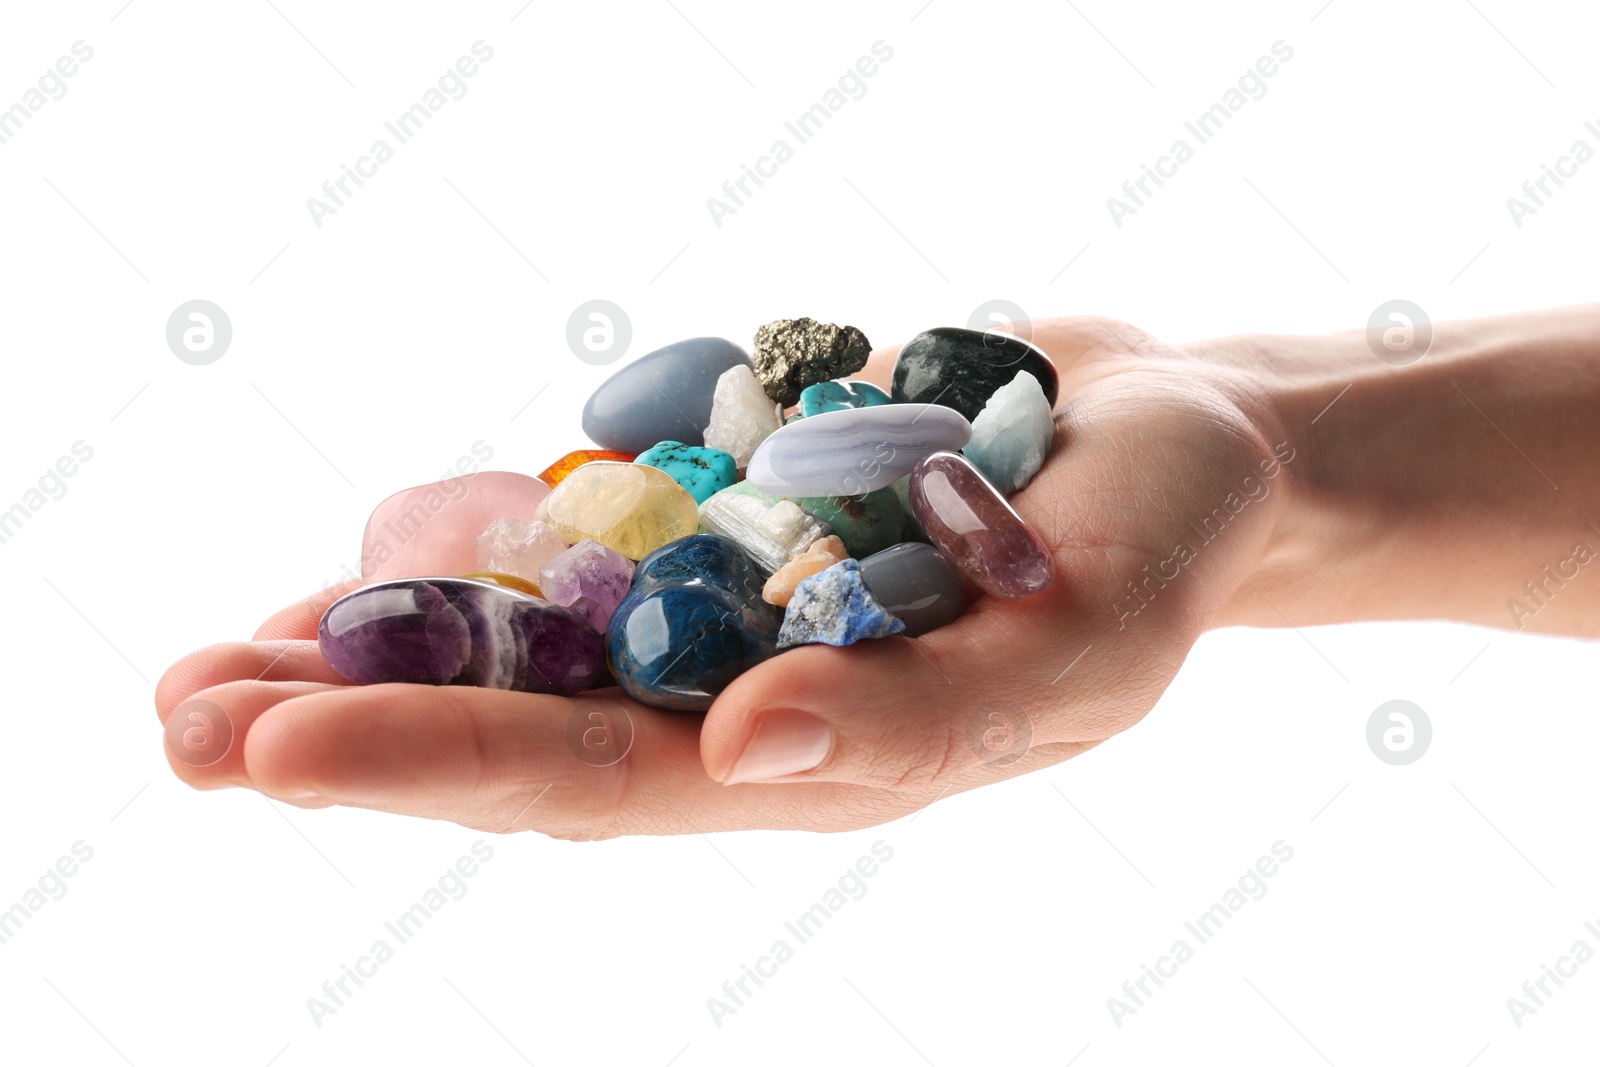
[582,337,751,453]
[797,379,892,418]
[608,534,779,710]
[777,559,906,649]
[634,441,736,505]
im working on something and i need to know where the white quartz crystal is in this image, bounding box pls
[964,371,1054,494]
[474,517,568,582]
[702,365,783,469]
[699,489,831,574]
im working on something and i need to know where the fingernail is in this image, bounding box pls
[724,710,833,785]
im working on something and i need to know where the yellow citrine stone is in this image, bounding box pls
[535,461,698,561]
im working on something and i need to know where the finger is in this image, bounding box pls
[253,580,363,642]
[240,684,906,837]
[156,640,351,724]
[163,679,343,793]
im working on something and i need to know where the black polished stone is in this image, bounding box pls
[890,327,1059,421]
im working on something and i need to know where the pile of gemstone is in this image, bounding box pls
[317,319,1059,711]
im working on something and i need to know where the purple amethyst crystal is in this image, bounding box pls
[318,577,603,696]
[538,539,635,632]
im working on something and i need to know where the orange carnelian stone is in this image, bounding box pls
[538,449,637,487]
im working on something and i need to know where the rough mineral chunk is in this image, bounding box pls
[777,559,906,649]
[762,535,850,607]
[964,371,1055,493]
[752,318,872,406]
[634,441,736,504]
[474,518,568,584]
[702,365,783,469]
[538,539,635,632]
[699,485,831,575]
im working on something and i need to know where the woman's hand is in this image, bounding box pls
[157,316,1307,836]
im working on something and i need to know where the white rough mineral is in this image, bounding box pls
[702,365,783,469]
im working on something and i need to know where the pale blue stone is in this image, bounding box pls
[777,559,906,649]
[745,404,971,497]
[582,337,751,452]
[634,441,736,504]
[797,379,892,418]
[963,371,1055,494]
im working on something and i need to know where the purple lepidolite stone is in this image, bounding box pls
[908,452,1055,599]
[318,577,603,696]
[538,539,635,632]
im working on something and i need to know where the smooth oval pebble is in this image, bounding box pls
[797,379,892,418]
[318,577,603,696]
[858,542,966,636]
[744,404,971,497]
[891,326,1059,421]
[536,461,699,561]
[582,337,751,453]
[361,471,550,583]
[608,535,779,711]
[908,452,1055,598]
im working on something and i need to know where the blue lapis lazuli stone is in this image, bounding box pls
[797,379,892,418]
[607,534,779,710]
[634,441,737,505]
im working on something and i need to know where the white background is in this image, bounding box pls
[1,1,1596,1063]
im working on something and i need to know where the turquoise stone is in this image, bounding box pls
[634,441,736,505]
[777,559,905,649]
[797,379,892,418]
[794,486,905,559]
[607,534,780,710]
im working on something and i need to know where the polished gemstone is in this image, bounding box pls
[633,441,736,504]
[608,535,780,711]
[702,365,783,468]
[538,539,635,632]
[891,326,1059,421]
[582,337,751,452]
[318,577,603,696]
[892,475,930,543]
[858,542,965,636]
[474,517,568,584]
[777,559,906,649]
[964,371,1055,493]
[536,461,698,561]
[744,404,971,497]
[698,484,831,574]
[794,485,905,559]
[461,571,541,597]
[908,452,1055,598]
[538,449,637,488]
[362,472,550,583]
[797,379,891,418]
[761,535,849,607]
[751,318,872,405]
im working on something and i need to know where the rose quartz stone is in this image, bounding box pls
[360,471,550,582]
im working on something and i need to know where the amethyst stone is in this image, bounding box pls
[318,577,604,696]
[908,452,1055,599]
